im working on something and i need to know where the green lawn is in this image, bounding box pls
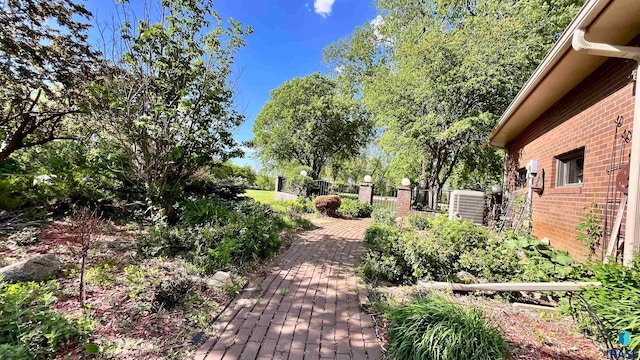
[243,189,276,204]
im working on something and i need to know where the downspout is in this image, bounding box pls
[572,29,640,266]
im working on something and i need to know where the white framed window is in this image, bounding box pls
[556,148,584,187]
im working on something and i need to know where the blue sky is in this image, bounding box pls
[85,0,377,170]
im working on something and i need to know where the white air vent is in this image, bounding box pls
[448,190,485,225]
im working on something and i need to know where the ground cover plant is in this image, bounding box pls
[0,280,90,359]
[385,294,510,360]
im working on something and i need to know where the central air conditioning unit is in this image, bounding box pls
[448,190,485,225]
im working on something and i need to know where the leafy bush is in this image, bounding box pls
[289,197,315,214]
[215,201,282,265]
[154,276,196,310]
[0,280,87,359]
[138,199,285,272]
[179,197,235,226]
[313,195,341,217]
[184,177,248,200]
[386,295,510,360]
[0,142,124,210]
[338,198,373,218]
[362,215,577,285]
[371,207,396,225]
[362,224,411,283]
[501,231,578,281]
[566,258,640,350]
[407,214,430,230]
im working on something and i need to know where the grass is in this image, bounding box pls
[386,294,510,360]
[243,189,276,204]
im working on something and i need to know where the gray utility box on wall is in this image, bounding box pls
[448,190,485,225]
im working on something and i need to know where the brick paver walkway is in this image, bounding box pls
[195,218,382,360]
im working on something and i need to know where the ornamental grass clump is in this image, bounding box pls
[386,295,510,360]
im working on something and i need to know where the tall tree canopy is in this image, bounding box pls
[252,73,373,178]
[91,0,250,210]
[325,0,583,204]
[0,0,100,162]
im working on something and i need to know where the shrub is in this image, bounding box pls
[0,280,86,359]
[138,199,284,271]
[386,295,510,360]
[153,276,196,310]
[290,197,315,214]
[179,197,235,226]
[136,224,202,258]
[183,177,248,200]
[566,258,640,350]
[407,214,430,230]
[362,223,411,283]
[224,201,283,263]
[364,223,402,250]
[362,215,574,285]
[501,231,578,281]
[313,195,341,217]
[371,207,396,225]
[338,198,373,218]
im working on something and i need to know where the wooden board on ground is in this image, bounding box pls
[418,281,601,292]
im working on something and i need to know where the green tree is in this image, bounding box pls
[325,0,583,206]
[0,0,100,162]
[252,73,373,178]
[91,0,250,213]
[211,163,257,186]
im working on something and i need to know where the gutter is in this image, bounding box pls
[572,28,640,267]
[489,0,612,148]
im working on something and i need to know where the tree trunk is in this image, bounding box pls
[79,255,86,308]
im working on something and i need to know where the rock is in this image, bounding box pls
[0,254,61,282]
[206,271,232,287]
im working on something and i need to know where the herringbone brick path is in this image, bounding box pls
[195,218,382,360]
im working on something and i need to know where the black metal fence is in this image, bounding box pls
[367,185,396,212]
[276,177,399,212]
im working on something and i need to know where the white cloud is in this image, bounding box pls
[370,15,385,42]
[334,65,344,74]
[314,0,335,18]
[240,146,255,154]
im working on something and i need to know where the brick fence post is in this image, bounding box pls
[358,183,374,205]
[396,186,412,217]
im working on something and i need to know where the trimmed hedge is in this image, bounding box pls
[313,195,341,217]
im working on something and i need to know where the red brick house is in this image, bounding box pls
[489,0,640,264]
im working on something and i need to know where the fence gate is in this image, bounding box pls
[371,186,398,213]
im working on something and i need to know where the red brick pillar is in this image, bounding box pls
[396,186,412,217]
[358,183,374,205]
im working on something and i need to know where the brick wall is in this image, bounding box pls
[506,54,637,259]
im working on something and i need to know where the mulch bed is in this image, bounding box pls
[1,221,236,359]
